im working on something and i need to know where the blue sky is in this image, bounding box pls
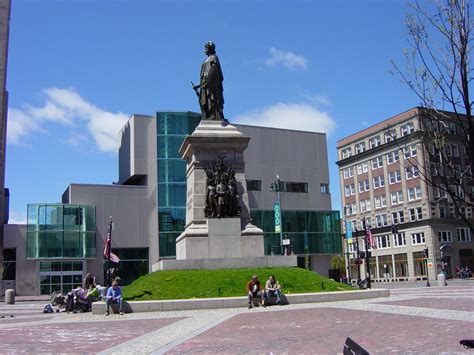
[6,0,419,224]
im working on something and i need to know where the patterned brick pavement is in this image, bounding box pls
[0,317,185,353]
[379,297,474,312]
[0,283,472,354]
[168,307,473,354]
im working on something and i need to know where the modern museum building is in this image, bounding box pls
[3,111,341,296]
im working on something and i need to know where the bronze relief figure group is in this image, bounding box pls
[205,157,240,218]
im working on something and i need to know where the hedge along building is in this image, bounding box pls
[5,111,341,296]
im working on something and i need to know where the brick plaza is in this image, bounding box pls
[0,281,473,354]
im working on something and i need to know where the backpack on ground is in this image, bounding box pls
[43,304,54,313]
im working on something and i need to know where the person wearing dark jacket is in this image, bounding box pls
[246,275,265,309]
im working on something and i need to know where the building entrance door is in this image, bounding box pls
[39,261,84,295]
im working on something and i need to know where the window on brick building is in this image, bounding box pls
[373,175,385,189]
[407,186,422,201]
[393,233,407,247]
[391,191,404,205]
[411,232,425,245]
[369,136,381,149]
[457,228,471,242]
[355,142,366,154]
[408,207,423,221]
[406,165,420,180]
[400,122,415,137]
[387,150,400,165]
[389,170,402,184]
[438,231,452,243]
[357,162,368,174]
[371,156,383,170]
[374,195,387,209]
[392,210,405,224]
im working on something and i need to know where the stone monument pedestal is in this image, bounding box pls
[153,120,297,271]
[176,218,264,259]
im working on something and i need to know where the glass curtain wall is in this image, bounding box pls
[250,210,342,255]
[27,204,96,259]
[39,261,83,295]
[103,248,149,286]
[157,112,201,258]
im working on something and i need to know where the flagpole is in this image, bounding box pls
[363,218,371,289]
[107,217,112,288]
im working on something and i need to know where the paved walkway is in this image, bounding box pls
[0,282,473,354]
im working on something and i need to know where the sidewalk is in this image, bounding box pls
[0,295,50,303]
[371,277,473,289]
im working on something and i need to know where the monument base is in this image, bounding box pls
[176,218,264,260]
[152,255,297,272]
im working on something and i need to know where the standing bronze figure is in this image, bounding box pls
[192,41,225,121]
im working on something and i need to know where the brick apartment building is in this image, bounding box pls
[336,107,474,282]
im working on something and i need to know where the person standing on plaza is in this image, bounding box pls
[246,275,265,309]
[105,280,123,315]
[265,275,282,305]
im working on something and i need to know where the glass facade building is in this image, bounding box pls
[27,204,96,259]
[250,210,342,255]
[157,112,201,257]
[155,112,342,259]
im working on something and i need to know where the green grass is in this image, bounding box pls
[122,267,353,301]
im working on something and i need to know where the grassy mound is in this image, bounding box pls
[122,267,353,301]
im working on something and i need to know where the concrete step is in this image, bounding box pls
[91,289,390,315]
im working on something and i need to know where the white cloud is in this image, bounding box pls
[7,87,129,153]
[299,92,333,106]
[265,47,309,71]
[8,210,27,225]
[7,108,44,145]
[235,102,336,135]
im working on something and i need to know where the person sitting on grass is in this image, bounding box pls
[246,274,265,309]
[105,280,123,316]
[265,275,282,305]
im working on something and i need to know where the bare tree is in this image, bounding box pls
[392,0,474,231]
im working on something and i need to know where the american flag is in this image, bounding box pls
[103,222,120,263]
[366,227,377,250]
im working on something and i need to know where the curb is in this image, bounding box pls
[91,289,390,315]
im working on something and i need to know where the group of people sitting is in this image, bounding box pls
[50,273,104,313]
[49,273,124,315]
[246,274,283,309]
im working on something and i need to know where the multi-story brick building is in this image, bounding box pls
[336,107,473,282]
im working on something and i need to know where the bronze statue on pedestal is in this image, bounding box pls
[192,41,225,121]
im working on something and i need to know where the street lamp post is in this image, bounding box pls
[424,247,431,287]
[355,229,361,284]
[344,235,352,285]
[270,175,283,253]
[342,209,352,285]
[363,218,371,289]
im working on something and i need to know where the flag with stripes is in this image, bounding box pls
[103,223,120,263]
[366,227,377,249]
